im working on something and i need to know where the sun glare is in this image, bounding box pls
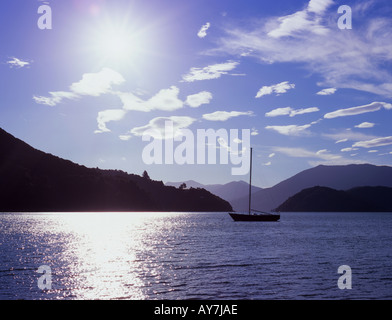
[89,18,147,66]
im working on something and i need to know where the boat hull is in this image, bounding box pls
[229,213,280,222]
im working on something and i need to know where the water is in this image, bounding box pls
[1,212,392,300]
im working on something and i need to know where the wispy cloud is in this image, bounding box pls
[202,111,253,121]
[273,146,341,161]
[324,102,392,119]
[265,106,319,117]
[6,57,31,68]
[198,22,211,38]
[256,81,295,98]
[323,129,379,143]
[265,124,312,136]
[353,136,392,149]
[267,0,333,38]
[215,1,392,97]
[181,60,239,82]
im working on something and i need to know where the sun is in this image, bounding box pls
[97,27,136,61]
[89,18,147,66]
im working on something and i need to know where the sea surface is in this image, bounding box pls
[1,211,392,300]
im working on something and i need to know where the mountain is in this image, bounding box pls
[275,186,392,212]
[166,180,263,204]
[0,128,232,212]
[231,164,392,212]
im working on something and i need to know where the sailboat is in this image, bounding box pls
[229,148,280,222]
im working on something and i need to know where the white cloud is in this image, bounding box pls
[269,153,276,158]
[185,91,213,108]
[33,68,125,106]
[336,138,348,144]
[267,0,333,39]
[198,22,211,38]
[256,81,295,98]
[131,116,196,140]
[265,106,319,117]
[341,147,359,152]
[202,111,253,121]
[353,136,392,149]
[251,128,259,136]
[120,86,184,112]
[119,135,132,141]
[265,124,312,136]
[182,61,239,82]
[324,102,392,119]
[215,2,392,97]
[307,0,334,14]
[317,88,337,96]
[6,57,31,68]
[355,122,375,129]
[70,68,125,96]
[95,109,127,133]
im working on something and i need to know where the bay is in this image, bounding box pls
[0,212,391,300]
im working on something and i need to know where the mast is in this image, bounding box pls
[248,147,253,215]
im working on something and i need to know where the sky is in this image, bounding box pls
[1,0,392,188]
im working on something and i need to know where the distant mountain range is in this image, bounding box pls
[168,164,392,212]
[275,186,392,212]
[0,128,232,212]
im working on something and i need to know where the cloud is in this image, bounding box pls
[317,88,337,95]
[323,129,379,143]
[256,81,295,98]
[119,135,132,141]
[198,22,211,38]
[265,106,319,117]
[70,68,125,96]
[202,111,253,121]
[355,122,375,129]
[273,145,365,166]
[6,57,31,68]
[251,128,259,136]
[336,138,348,144]
[182,60,239,82]
[265,124,313,136]
[119,86,184,112]
[95,109,127,133]
[273,146,341,161]
[131,116,196,140]
[33,68,125,106]
[324,102,392,119]
[353,136,392,149]
[215,1,392,97]
[185,91,213,108]
[267,0,333,39]
[33,91,78,107]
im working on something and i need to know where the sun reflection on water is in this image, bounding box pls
[54,212,179,300]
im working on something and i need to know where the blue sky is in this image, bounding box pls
[1,0,392,187]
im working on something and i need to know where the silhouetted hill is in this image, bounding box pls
[231,164,392,212]
[0,128,232,212]
[166,180,262,204]
[275,186,392,212]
